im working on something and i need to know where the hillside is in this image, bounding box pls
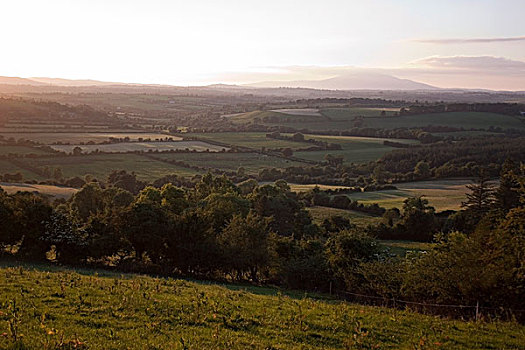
[0,264,523,349]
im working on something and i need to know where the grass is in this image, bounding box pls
[50,141,228,154]
[0,182,78,199]
[0,263,523,349]
[23,154,201,181]
[154,152,304,175]
[187,132,307,150]
[0,160,45,181]
[0,132,177,145]
[381,240,435,257]
[0,146,54,156]
[232,110,525,132]
[345,179,472,211]
[307,206,383,228]
[293,134,419,164]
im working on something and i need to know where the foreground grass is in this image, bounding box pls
[0,264,523,349]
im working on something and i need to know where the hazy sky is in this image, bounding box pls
[2,0,525,89]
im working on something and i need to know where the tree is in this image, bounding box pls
[414,161,431,179]
[398,196,437,241]
[282,148,293,157]
[72,146,83,156]
[218,212,269,281]
[461,170,495,219]
[495,158,520,212]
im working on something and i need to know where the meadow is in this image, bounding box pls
[345,179,472,211]
[187,132,307,150]
[50,141,228,154]
[154,152,304,175]
[23,154,201,181]
[0,264,523,350]
[0,182,77,198]
[0,132,178,145]
[0,145,54,156]
[231,109,525,132]
[306,206,383,228]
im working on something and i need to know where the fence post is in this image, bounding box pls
[475,301,479,321]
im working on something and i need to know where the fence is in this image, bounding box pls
[339,290,525,321]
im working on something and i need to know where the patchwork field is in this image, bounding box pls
[154,152,304,174]
[0,182,77,198]
[0,264,522,350]
[0,145,54,155]
[187,132,308,150]
[307,206,383,228]
[231,109,525,132]
[345,179,473,211]
[20,154,201,181]
[50,141,229,154]
[0,132,179,144]
[0,160,46,180]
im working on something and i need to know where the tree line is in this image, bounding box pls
[1,162,524,320]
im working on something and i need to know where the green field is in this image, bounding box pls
[0,182,78,198]
[381,240,435,257]
[0,160,45,180]
[50,141,228,154]
[232,110,525,132]
[307,206,383,228]
[155,152,304,175]
[21,154,201,181]
[0,264,522,349]
[187,132,307,150]
[345,179,472,211]
[0,132,177,144]
[0,145,53,155]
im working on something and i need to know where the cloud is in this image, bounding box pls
[413,36,525,44]
[409,56,525,72]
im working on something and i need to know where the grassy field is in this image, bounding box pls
[0,182,78,198]
[22,154,201,181]
[0,264,523,349]
[155,152,304,175]
[307,206,383,228]
[0,145,54,155]
[294,134,418,164]
[346,179,472,211]
[0,160,46,181]
[50,141,228,154]
[381,240,435,257]
[231,110,525,132]
[187,132,307,150]
[0,132,178,144]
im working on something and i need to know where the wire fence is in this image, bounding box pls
[338,290,525,321]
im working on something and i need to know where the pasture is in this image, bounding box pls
[50,141,228,154]
[345,179,472,211]
[307,206,383,228]
[0,132,179,144]
[187,132,308,150]
[25,154,201,181]
[0,182,77,198]
[154,152,304,175]
[0,145,54,155]
[231,109,525,132]
[0,264,522,349]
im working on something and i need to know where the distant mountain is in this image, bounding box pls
[28,77,118,86]
[0,76,47,85]
[248,71,437,90]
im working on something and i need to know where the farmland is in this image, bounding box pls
[50,140,228,153]
[345,179,473,211]
[0,132,179,144]
[230,109,525,133]
[0,264,523,350]
[154,152,304,175]
[16,154,201,181]
[0,182,77,198]
[187,132,308,150]
[307,206,383,228]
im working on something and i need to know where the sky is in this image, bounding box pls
[1,0,525,90]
